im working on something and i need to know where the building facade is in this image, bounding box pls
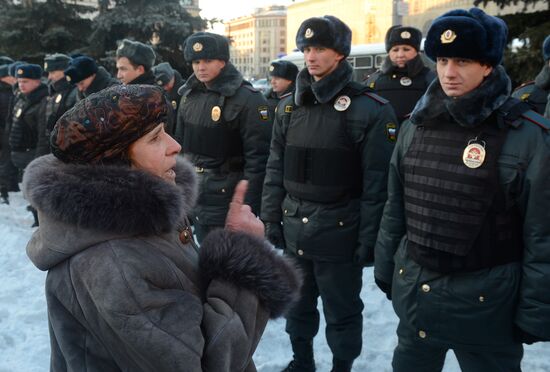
[225,6,287,80]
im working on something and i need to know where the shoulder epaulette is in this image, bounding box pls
[521,110,550,131]
[242,84,259,93]
[363,91,389,105]
[513,80,535,91]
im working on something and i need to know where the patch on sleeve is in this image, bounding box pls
[369,82,375,89]
[284,105,293,113]
[386,123,397,142]
[258,106,269,121]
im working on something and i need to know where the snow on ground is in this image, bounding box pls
[0,191,548,371]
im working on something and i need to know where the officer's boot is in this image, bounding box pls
[330,357,353,372]
[1,186,9,205]
[281,338,316,372]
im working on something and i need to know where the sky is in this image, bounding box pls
[1,189,549,371]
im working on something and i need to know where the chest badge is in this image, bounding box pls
[334,95,351,111]
[400,77,412,86]
[171,100,177,109]
[211,105,221,122]
[15,108,22,118]
[462,139,486,169]
[55,94,62,104]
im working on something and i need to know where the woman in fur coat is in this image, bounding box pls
[22,84,301,372]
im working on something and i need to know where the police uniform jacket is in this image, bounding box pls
[78,66,120,100]
[35,77,78,156]
[23,155,300,372]
[365,54,435,123]
[8,83,48,158]
[264,83,295,117]
[261,61,398,264]
[512,63,550,115]
[163,69,184,136]
[374,65,550,349]
[175,63,272,226]
[0,81,13,152]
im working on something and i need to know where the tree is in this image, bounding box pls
[474,0,550,86]
[0,0,93,63]
[88,0,206,76]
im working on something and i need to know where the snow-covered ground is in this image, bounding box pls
[0,191,548,371]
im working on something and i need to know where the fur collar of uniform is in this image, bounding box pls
[534,64,550,91]
[410,65,511,128]
[84,67,117,97]
[380,54,428,78]
[49,77,72,95]
[22,83,48,105]
[179,62,243,98]
[23,154,197,235]
[127,69,156,85]
[295,60,353,105]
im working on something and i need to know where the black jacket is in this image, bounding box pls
[79,67,120,99]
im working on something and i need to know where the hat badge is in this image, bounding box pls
[193,42,203,52]
[157,79,163,85]
[66,75,71,82]
[17,68,23,75]
[305,28,314,39]
[400,31,411,39]
[441,29,457,44]
[269,65,275,72]
[44,62,48,69]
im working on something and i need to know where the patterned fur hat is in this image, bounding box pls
[116,39,156,69]
[50,85,170,165]
[424,8,507,66]
[268,60,298,81]
[183,32,230,62]
[543,35,550,62]
[296,15,352,57]
[385,25,422,52]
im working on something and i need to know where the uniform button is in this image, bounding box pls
[398,268,404,275]
[302,217,309,224]
[392,74,397,78]
[418,330,427,339]
[479,296,485,302]
[297,249,304,256]
[195,216,199,221]
[221,188,226,193]
[421,284,430,292]
[284,209,288,214]
[338,221,344,226]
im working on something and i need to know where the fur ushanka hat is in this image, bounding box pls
[385,25,422,52]
[268,60,298,81]
[296,15,352,57]
[183,32,230,62]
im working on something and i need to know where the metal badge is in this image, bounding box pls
[157,79,163,86]
[462,139,486,169]
[44,62,48,69]
[211,106,221,122]
[400,77,412,86]
[55,94,62,104]
[305,28,314,39]
[334,95,351,111]
[66,75,71,82]
[269,65,275,71]
[401,31,411,39]
[17,68,23,75]
[193,42,203,52]
[441,29,457,44]
[15,108,22,118]
[172,100,177,109]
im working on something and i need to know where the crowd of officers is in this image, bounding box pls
[1,7,550,372]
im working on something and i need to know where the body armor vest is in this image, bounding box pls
[282,89,363,203]
[403,114,523,273]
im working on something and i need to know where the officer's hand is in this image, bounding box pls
[514,325,543,345]
[353,246,374,267]
[265,222,285,249]
[375,277,392,301]
[225,180,264,238]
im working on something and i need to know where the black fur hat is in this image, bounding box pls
[268,60,298,81]
[385,25,422,52]
[44,53,72,72]
[543,35,550,62]
[425,8,507,66]
[183,32,230,62]
[0,56,13,66]
[296,15,352,57]
[152,62,175,86]
[8,61,26,77]
[116,39,156,69]
[64,56,98,84]
[15,64,43,79]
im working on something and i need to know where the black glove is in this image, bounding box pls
[514,325,543,345]
[375,277,392,300]
[354,246,374,267]
[265,222,285,250]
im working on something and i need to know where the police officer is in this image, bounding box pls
[64,56,119,99]
[264,60,298,114]
[152,62,185,136]
[0,56,16,204]
[374,8,550,371]
[115,39,156,85]
[261,16,397,372]
[175,32,273,242]
[365,25,435,123]
[36,53,77,156]
[512,35,550,114]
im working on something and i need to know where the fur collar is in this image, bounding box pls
[127,70,156,85]
[23,154,197,235]
[295,61,353,105]
[85,67,117,97]
[22,83,48,105]
[534,64,550,91]
[49,77,72,95]
[410,65,511,128]
[380,54,428,78]
[178,62,243,97]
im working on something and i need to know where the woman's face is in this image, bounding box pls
[128,123,181,184]
[389,44,418,68]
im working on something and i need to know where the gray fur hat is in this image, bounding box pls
[183,32,230,62]
[152,62,175,86]
[116,39,156,69]
[44,53,72,72]
[296,15,352,57]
